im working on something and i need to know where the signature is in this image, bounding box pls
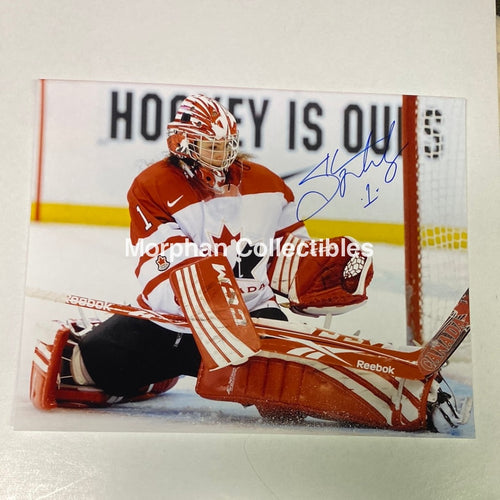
[296,121,407,221]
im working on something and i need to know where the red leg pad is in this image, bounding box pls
[196,355,434,431]
[30,326,72,410]
[30,326,179,410]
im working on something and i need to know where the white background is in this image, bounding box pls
[37,81,467,227]
[39,81,407,223]
[1,1,499,498]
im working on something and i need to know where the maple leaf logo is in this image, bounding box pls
[211,225,241,246]
[156,255,170,272]
[209,225,265,279]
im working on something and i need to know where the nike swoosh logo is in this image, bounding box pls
[167,195,183,208]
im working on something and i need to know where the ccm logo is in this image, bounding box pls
[212,263,247,326]
[356,360,395,375]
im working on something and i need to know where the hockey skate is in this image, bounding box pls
[30,323,178,410]
[426,385,473,433]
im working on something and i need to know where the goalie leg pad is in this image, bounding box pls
[31,326,71,410]
[196,344,436,431]
[30,325,179,410]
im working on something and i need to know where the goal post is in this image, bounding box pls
[401,95,468,346]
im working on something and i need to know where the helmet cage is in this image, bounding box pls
[191,132,239,171]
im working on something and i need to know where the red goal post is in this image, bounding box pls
[401,95,468,346]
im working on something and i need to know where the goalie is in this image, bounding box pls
[30,95,468,433]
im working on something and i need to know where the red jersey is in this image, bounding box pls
[127,157,307,331]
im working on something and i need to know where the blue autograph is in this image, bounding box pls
[296,120,407,221]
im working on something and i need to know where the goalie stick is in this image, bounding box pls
[417,289,470,374]
[26,287,470,379]
[26,287,189,326]
[255,289,470,379]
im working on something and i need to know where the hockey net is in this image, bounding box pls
[402,95,469,348]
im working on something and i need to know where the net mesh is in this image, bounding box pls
[415,96,469,341]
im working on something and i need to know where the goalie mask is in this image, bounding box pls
[167,95,240,183]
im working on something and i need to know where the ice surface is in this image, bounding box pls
[13,222,474,437]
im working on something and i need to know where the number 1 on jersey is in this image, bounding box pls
[136,205,152,231]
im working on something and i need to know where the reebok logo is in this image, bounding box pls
[356,360,395,375]
[66,295,112,312]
